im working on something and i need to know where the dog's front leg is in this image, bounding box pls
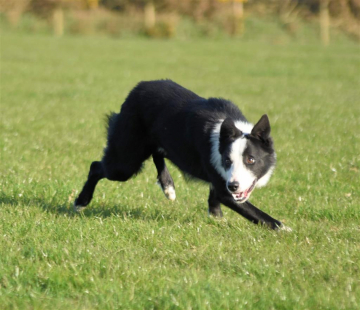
[208,185,223,217]
[242,200,282,230]
[218,195,282,230]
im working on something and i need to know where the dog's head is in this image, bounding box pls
[214,115,276,202]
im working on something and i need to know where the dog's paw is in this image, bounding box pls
[73,200,87,212]
[279,224,292,232]
[208,207,223,218]
[163,186,176,201]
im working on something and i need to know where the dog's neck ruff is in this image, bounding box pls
[210,120,253,180]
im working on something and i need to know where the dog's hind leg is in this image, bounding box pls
[208,185,223,217]
[152,153,176,201]
[74,161,105,211]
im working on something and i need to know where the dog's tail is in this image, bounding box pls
[105,112,118,141]
[105,112,117,131]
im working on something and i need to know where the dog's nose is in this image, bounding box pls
[227,181,239,192]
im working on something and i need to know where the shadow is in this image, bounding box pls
[1,193,79,217]
[0,193,180,222]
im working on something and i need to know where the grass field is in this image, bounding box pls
[1,30,360,309]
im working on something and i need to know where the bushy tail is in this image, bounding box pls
[106,112,117,131]
[104,111,119,142]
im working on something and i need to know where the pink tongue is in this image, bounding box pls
[235,182,255,199]
[237,191,246,198]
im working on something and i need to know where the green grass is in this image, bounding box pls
[1,30,359,310]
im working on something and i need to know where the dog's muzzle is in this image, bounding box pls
[227,179,257,202]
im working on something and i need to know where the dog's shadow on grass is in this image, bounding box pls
[0,193,176,221]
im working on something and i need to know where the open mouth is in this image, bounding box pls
[230,180,256,202]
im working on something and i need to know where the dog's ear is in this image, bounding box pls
[220,118,242,142]
[251,114,271,141]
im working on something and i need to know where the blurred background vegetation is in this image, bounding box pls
[1,0,359,43]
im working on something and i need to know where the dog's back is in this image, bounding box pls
[120,80,246,179]
[103,80,201,177]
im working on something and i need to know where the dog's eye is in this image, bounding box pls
[246,156,256,165]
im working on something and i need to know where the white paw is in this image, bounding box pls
[279,225,292,232]
[73,202,87,212]
[163,186,176,201]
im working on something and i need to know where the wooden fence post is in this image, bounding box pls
[320,0,330,46]
[218,0,246,36]
[144,1,156,31]
[232,0,244,35]
[53,7,64,37]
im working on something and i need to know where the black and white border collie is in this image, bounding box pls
[75,80,290,230]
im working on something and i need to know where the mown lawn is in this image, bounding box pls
[1,31,359,309]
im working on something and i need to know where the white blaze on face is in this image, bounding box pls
[210,122,227,180]
[226,137,257,192]
[210,119,255,187]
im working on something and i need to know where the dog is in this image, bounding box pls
[75,79,289,230]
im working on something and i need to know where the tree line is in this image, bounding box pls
[1,0,359,42]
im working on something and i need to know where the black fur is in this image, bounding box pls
[75,79,283,230]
